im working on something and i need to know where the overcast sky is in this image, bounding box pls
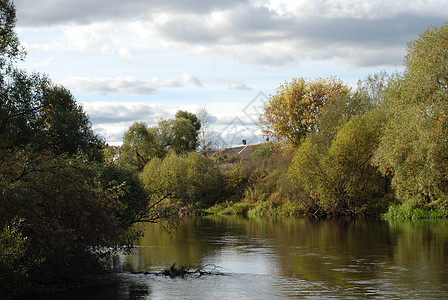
[14,0,448,146]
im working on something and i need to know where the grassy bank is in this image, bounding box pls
[382,205,448,221]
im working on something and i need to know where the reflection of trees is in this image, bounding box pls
[269,219,396,287]
[124,218,231,271]
[123,216,448,293]
[387,221,448,286]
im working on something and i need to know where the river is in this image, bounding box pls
[51,216,448,299]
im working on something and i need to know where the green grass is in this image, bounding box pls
[382,205,448,220]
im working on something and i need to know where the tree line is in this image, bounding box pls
[254,24,448,217]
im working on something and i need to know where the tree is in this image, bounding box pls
[0,151,130,284]
[120,111,201,170]
[141,151,225,209]
[289,109,387,216]
[0,0,23,69]
[97,163,164,227]
[0,70,104,160]
[374,24,448,209]
[259,77,350,147]
[197,107,219,155]
[159,110,201,155]
[286,74,390,216]
[120,122,161,171]
[0,1,176,295]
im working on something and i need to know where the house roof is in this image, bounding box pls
[221,144,260,160]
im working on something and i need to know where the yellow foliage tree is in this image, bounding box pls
[259,77,350,147]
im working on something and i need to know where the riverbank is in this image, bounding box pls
[204,198,448,221]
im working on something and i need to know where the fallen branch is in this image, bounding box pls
[138,263,228,278]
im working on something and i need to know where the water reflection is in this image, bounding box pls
[55,216,448,299]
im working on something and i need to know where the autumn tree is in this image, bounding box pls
[287,74,390,216]
[259,77,350,147]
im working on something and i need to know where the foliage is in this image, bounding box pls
[0,70,104,160]
[141,151,225,210]
[320,110,387,215]
[374,24,448,209]
[250,142,274,161]
[209,147,307,217]
[0,0,23,68]
[159,110,201,155]
[97,163,151,227]
[0,149,135,292]
[119,122,162,170]
[286,74,392,216]
[259,77,350,147]
[0,218,43,293]
[0,1,171,294]
[120,111,201,170]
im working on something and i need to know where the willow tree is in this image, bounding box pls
[374,24,448,209]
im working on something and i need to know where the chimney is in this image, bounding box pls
[242,140,247,145]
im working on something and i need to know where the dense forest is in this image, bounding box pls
[1,0,447,296]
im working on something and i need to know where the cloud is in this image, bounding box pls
[62,76,181,95]
[15,0,448,68]
[81,101,176,144]
[14,0,249,27]
[182,73,203,87]
[228,80,252,90]
[215,78,252,90]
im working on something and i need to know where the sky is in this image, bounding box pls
[13,0,448,146]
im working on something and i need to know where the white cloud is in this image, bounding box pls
[81,101,175,144]
[229,80,252,90]
[63,76,181,95]
[182,73,203,87]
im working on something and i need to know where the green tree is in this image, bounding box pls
[0,0,23,68]
[120,111,201,170]
[374,24,448,209]
[0,151,128,284]
[289,109,387,216]
[141,151,225,209]
[0,2,154,292]
[159,110,201,154]
[0,70,104,160]
[259,77,350,147]
[98,163,157,227]
[120,122,162,170]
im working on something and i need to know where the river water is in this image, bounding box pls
[58,216,448,299]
